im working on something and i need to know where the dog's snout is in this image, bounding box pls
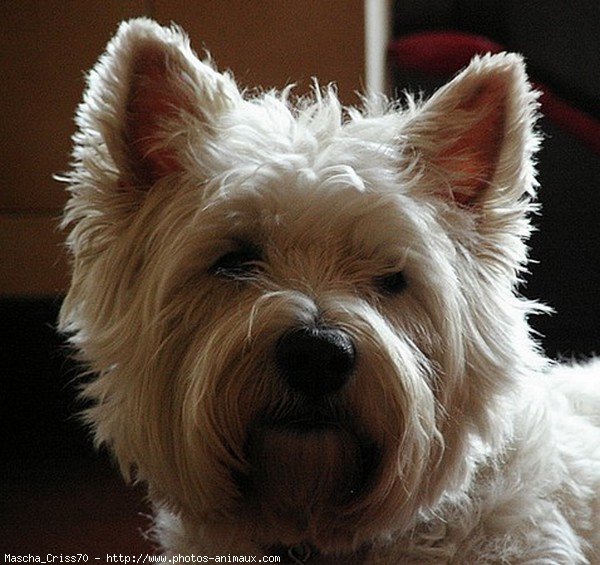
[275,327,356,396]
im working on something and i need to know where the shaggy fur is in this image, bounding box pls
[60,18,600,563]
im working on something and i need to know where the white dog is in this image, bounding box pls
[60,18,600,563]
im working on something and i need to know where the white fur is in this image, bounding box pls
[60,18,600,563]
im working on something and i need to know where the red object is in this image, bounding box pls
[389,31,600,155]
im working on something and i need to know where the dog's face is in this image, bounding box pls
[61,19,541,552]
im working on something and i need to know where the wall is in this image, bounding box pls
[1,1,367,296]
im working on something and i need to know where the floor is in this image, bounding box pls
[1,298,154,556]
[1,455,155,555]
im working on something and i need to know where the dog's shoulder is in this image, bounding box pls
[546,358,600,428]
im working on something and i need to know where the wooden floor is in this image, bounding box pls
[1,455,155,556]
[1,298,155,557]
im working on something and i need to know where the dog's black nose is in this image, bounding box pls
[275,327,356,396]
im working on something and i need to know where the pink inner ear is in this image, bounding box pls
[438,77,507,205]
[125,45,189,185]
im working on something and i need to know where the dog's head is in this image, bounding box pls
[61,19,543,552]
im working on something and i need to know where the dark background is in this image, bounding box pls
[390,0,600,359]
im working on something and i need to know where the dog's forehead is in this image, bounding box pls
[203,160,426,263]
[213,96,404,185]
[197,105,430,256]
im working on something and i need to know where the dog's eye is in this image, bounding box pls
[210,247,262,279]
[376,271,407,295]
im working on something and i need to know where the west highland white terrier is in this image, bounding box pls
[60,18,600,563]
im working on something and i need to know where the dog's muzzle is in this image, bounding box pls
[275,327,356,397]
[241,326,380,530]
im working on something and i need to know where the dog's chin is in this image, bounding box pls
[249,422,365,504]
[242,409,380,548]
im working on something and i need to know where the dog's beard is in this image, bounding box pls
[244,400,381,528]
[250,425,362,514]
[241,412,384,552]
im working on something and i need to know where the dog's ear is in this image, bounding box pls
[403,53,540,207]
[74,18,240,187]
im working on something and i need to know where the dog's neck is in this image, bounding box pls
[269,543,315,564]
[267,542,370,564]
